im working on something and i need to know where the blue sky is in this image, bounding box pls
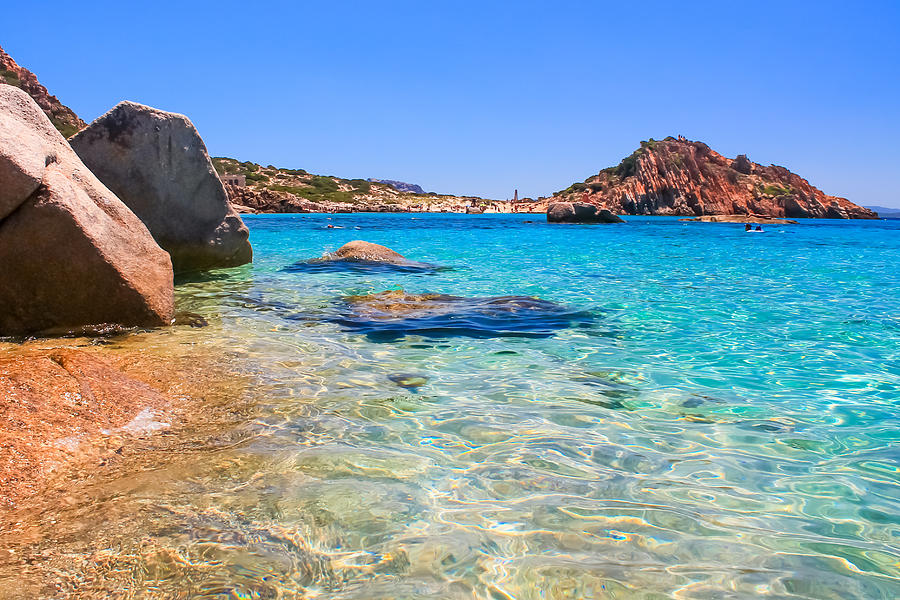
[4,1,899,206]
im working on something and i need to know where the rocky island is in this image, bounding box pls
[549,136,876,220]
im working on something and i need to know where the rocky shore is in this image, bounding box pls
[678,215,799,224]
[0,339,241,511]
[0,53,254,512]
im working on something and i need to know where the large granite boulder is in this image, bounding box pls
[0,86,174,335]
[547,202,624,223]
[70,102,252,273]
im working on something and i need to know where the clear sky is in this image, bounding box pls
[3,1,899,206]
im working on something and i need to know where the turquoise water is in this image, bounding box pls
[7,214,900,598]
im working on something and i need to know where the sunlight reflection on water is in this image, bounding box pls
[1,215,899,599]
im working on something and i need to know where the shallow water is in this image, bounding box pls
[2,214,899,599]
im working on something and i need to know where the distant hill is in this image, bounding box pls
[552,136,876,219]
[0,44,84,138]
[213,157,494,213]
[368,179,426,194]
[865,205,900,217]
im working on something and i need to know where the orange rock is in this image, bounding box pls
[552,137,877,219]
[0,44,85,138]
[0,349,168,509]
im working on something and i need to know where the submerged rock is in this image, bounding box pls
[547,202,624,223]
[70,101,252,273]
[0,86,173,335]
[331,290,594,339]
[286,240,441,273]
[388,373,429,389]
[173,311,209,328]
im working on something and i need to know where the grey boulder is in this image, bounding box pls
[70,101,252,273]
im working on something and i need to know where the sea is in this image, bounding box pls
[2,214,899,599]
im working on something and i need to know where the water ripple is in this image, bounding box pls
[2,214,899,599]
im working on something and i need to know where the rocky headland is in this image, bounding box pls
[0,44,84,138]
[551,136,876,220]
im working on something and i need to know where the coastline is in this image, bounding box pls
[230,199,551,215]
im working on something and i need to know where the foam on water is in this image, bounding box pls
[1,214,899,599]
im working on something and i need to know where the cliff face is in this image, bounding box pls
[553,137,876,219]
[0,44,85,138]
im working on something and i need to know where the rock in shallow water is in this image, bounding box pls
[0,86,173,335]
[547,202,624,224]
[388,373,429,388]
[70,101,252,274]
[285,240,442,274]
[173,311,209,328]
[332,240,406,263]
[328,290,594,339]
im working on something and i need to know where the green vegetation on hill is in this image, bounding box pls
[1,70,80,138]
[757,183,792,197]
[54,121,80,139]
[212,157,269,183]
[557,138,669,195]
[213,157,383,204]
[213,156,483,209]
[270,176,358,204]
[0,68,19,86]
